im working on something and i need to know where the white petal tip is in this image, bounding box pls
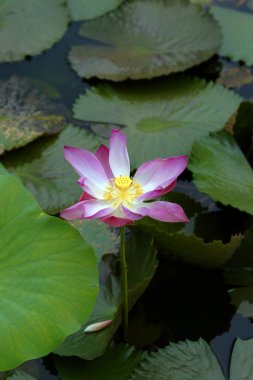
[84,320,113,333]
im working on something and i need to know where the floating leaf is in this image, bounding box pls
[134,219,241,269]
[0,171,98,370]
[67,0,124,21]
[211,5,253,65]
[189,132,253,215]
[0,76,66,154]
[131,339,225,380]
[2,125,103,214]
[230,338,253,380]
[69,219,120,262]
[74,78,241,167]
[162,233,241,269]
[0,0,69,62]
[56,344,145,380]
[69,0,221,80]
[55,233,157,359]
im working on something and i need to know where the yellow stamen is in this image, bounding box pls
[103,177,143,207]
[115,176,132,190]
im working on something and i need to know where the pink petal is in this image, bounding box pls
[134,158,165,186]
[60,201,86,220]
[134,156,188,192]
[64,146,109,188]
[79,191,94,201]
[145,201,189,223]
[96,144,114,179]
[137,180,177,202]
[122,201,188,223]
[109,129,130,178]
[83,199,115,219]
[122,204,149,220]
[61,199,114,220]
[77,177,105,199]
[100,216,133,227]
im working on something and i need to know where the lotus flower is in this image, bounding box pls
[61,129,188,227]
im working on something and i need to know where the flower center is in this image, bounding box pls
[103,177,143,207]
[115,175,132,190]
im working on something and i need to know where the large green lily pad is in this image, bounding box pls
[74,77,241,167]
[0,171,98,370]
[211,6,253,66]
[69,0,221,80]
[67,0,124,21]
[2,125,103,214]
[0,76,66,155]
[0,0,69,62]
[189,132,253,215]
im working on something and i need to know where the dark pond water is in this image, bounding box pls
[1,1,253,379]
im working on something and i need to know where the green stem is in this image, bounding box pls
[120,225,128,340]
